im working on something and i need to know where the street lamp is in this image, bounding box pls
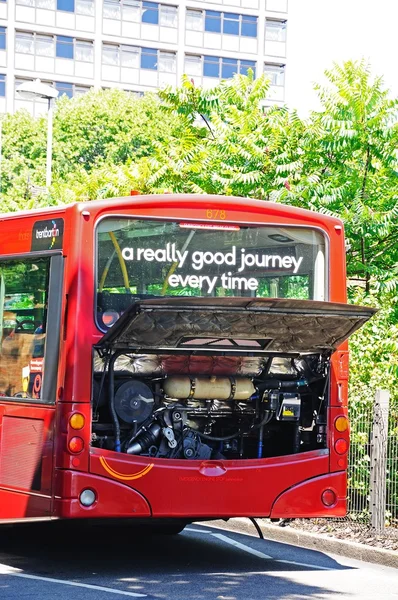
[16,79,59,189]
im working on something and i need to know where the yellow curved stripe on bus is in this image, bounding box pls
[99,456,154,481]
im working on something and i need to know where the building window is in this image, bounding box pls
[16,0,93,12]
[142,1,158,24]
[102,43,176,86]
[0,27,5,51]
[240,59,256,76]
[57,0,74,11]
[56,81,73,97]
[203,10,258,38]
[75,40,93,62]
[140,46,157,69]
[203,55,219,78]
[76,0,94,15]
[241,15,257,37]
[202,55,256,79]
[15,32,35,54]
[103,44,119,65]
[75,85,90,96]
[160,5,175,26]
[264,63,285,86]
[36,34,54,57]
[205,11,221,33]
[186,9,202,31]
[56,35,74,59]
[221,57,238,79]
[223,13,239,35]
[55,81,90,97]
[0,74,5,97]
[121,45,139,68]
[265,19,286,42]
[103,0,176,27]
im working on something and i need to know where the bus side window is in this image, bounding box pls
[0,258,50,400]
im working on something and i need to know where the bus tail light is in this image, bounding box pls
[69,413,85,430]
[69,436,84,454]
[334,438,348,455]
[335,416,349,433]
[321,489,337,507]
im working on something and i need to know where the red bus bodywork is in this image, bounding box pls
[0,195,373,523]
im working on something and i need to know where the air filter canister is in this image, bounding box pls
[163,376,255,401]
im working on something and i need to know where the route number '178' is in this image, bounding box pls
[206,210,227,220]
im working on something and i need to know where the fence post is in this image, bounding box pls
[369,389,390,533]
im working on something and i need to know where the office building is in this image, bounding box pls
[0,0,288,115]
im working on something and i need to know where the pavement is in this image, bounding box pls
[0,520,397,600]
[205,518,398,569]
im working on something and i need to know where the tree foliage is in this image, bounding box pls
[1,60,398,296]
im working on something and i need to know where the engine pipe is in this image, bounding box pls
[108,351,122,452]
[127,423,161,454]
[257,424,264,459]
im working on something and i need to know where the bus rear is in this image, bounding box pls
[57,195,374,522]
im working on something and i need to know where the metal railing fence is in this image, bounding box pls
[346,389,398,536]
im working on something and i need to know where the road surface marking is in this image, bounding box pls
[273,559,330,571]
[210,533,331,570]
[186,527,213,534]
[211,533,273,559]
[0,563,147,597]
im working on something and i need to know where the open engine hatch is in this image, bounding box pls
[97,297,376,355]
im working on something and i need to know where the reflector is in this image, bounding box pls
[321,489,336,507]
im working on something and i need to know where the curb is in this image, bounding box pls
[200,518,398,569]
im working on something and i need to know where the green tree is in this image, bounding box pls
[137,73,303,198]
[277,61,398,293]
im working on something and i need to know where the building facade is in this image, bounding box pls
[0,0,288,115]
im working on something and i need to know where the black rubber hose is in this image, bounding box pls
[108,352,121,452]
[189,411,272,442]
[94,354,109,413]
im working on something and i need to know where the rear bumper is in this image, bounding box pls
[53,449,346,519]
[270,471,347,518]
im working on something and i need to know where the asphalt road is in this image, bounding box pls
[0,520,397,600]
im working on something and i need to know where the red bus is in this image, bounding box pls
[0,194,374,529]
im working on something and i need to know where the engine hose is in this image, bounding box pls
[108,352,121,452]
[189,411,272,442]
[94,354,109,413]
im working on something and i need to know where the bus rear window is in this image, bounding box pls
[96,219,326,328]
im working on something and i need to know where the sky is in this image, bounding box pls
[285,0,397,114]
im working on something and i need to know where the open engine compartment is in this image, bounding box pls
[91,351,330,460]
[90,296,375,460]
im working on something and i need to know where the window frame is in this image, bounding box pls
[0,253,64,406]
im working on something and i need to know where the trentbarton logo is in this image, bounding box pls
[31,218,64,251]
